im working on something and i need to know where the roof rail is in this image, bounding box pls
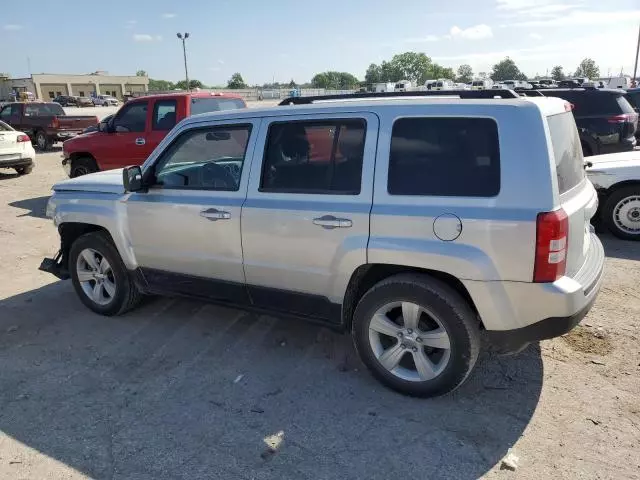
[514,88,544,97]
[278,89,520,105]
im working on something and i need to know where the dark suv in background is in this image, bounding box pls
[625,87,640,141]
[536,88,637,156]
[53,95,80,107]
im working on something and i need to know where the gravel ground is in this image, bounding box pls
[0,145,638,479]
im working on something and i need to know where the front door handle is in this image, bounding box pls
[135,137,146,146]
[200,208,231,221]
[312,215,352,229]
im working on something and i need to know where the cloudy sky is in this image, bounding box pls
[2,0,639,84]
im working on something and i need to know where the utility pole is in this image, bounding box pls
[176,32,190,90]
[633,23,640,86]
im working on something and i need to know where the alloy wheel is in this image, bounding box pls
[76,248,117,306]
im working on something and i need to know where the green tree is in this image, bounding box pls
[574,58,599,79]
[311,71,359,89]
[288,79,296,88]
[478,71,488,80]
[490,57,527,81]
[365,63,382,84]
[136,70,147,77]
[550,66,566,81]
[380,61,401,82]
[388,52,433,84]
[174,79,204,90]
[148,78,175,91]
[456,64,474,83]
[227,73,247,89]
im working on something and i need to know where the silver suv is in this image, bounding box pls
[41,91,605,397]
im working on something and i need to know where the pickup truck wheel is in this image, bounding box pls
[69,231,143,316]
[35,130,50,151]
[602,185,640,241]
[15,165,33,175]
[352,273,480,397]
[70,157,98,177]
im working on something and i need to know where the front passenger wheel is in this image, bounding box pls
[69,231,143,315]
[352,274,480,397]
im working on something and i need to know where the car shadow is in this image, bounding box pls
[0,282,543,480]
[0,171,19,180]
[599,233,640,261]
[8,196,50,219]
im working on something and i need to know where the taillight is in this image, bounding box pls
[16,134,30,142]
[607,113,638,124]
[534,209,568,283]
[50,117,60,129]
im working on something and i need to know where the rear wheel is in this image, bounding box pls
[69,231,143,316]
[602,185,640,240]
[352,274,480,397]
[35,130,50,151]
[15,165,33,175]
[70,157,98,177]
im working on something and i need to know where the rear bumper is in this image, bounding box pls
[485,290,598,353]
[0,156,33,168]
[599,136,637,154]
[463,233,605,352]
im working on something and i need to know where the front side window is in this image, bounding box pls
[152,99,177,131]
[113,101,148,133]
[153,125,251,191]
[260,119,366,194]
[388,117,500,197]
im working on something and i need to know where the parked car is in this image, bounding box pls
[61,91,246,177]
[586,151,640,240]
[82,114,113,134]
[41,90,604,397]
[77,97,94,107]
[92,95,119,107]
[0,102,98,150]
[53,95,80,107]
[536,88,638,156]
[471,79,493,90]
[0,120,35,175]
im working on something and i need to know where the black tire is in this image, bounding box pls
[15,165,33,175]
[352,273,480,397]
[69,231,143,316]
[601,185,640,241]
[34,130,50,151]
[70,157,99,177]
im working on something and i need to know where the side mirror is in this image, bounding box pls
[123,165,144,192]
[98,121,108,133]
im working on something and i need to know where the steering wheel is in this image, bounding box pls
[200,162,237,189]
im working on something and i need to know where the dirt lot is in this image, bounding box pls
[0,146,639,480]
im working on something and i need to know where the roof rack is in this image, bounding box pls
[514,88,545,97]
[278,89,520,105]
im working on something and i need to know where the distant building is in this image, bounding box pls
[0,72,148,101]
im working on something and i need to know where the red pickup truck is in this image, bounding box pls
[62,91,246,177]
[0,102,98,150]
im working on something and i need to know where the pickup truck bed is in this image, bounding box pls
[0,102,97,150]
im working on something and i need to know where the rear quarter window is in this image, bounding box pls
[190,97,246,115]
[546,112,585,194]
[388,117,500,197]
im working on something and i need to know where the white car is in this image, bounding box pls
[586,151,640,240]
[0,120,35,175]
[92,95,119,107]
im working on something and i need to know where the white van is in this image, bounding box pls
[424,80,437,90]
[471,79,493,90]
[433,79,454,91]
[606,76,632,89]
[374,83,395,93]
[394,80,412,92]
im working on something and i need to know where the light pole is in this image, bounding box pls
[176,32,190,91]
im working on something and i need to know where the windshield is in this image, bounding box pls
[25,103,65,116]
[190,97,245,115]
[472,81,483,86]
[547,112,585,194]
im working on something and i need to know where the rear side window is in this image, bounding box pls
[190,97,245,115]
[152,99,177,131]
[260,119,366,194]
[626,92,640,111]
[547,112,584,194]
[388,117,500,197]
[553,92,629,116]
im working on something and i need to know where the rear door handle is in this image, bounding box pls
[313,215,352,229]
[200,208,231,221]
[135,137,145,146]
